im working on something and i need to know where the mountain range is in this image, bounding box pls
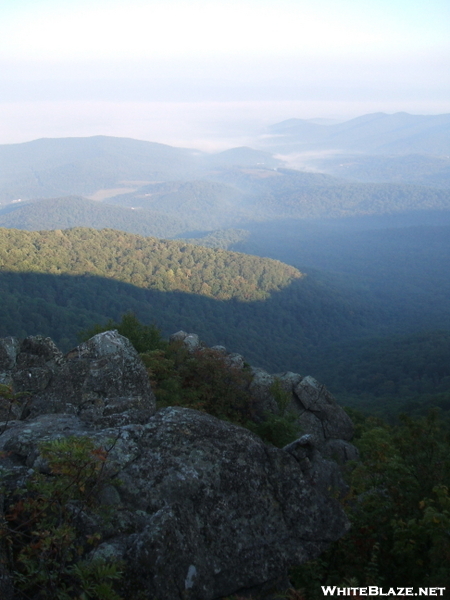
[1,113,450,416]
[262,112,450,155]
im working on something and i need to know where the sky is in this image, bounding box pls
[1,0,449,149]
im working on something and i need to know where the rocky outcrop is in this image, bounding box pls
[172,333,357,465]
[0,408,349,600]
[248,367,357,464]
[0,330,155,428]
[0,330,354,600]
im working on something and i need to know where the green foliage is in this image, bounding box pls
[246,379,301,448]
[313,331,450,419]
[0,226,302,302]
[79,312,166,354]
[2,219,450,405]
[291,410,450,595]
[232,218,450,416]
[142,342,254,425]
[207,166,450,220]
[142,344,301,447]
[0,196,188,239]
[0,384,31,434]
[1,436,124,600]
[108,179,247,231]
[179,228,250,250]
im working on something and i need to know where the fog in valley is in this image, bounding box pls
[2,2,450,595]
[1,0,450,416]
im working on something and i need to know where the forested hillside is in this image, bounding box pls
[315,331,450,416]
[108,168,450,224]
[228,218,450,415]
[0,227,301,301]
[106,179,249,230]
[0,136,202,201]
[0,227,415,379]
[0,196,190,237]
[304,153,450,188]
[4,174,449,239]
[0,136,282,203]
[1,134,449,236]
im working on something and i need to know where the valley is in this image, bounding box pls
[1,112,450,418]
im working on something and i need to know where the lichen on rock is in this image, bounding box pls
[0,330,353,600]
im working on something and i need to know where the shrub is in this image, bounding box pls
[246,379,301,448]
[79,312,165,354]
[142,342,255,425]
[0,435,124,600]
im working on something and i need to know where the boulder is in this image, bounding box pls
[0,337,21,384]
[293,376,355,443]
[2,331,155,427]
[169,330,201,351]
[0,407,349,600]
[284,434,349,497]
[248,368,356,457]
[249,367,280,418]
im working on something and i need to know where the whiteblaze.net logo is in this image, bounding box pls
[321,587,446,597]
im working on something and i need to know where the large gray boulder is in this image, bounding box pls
[0,407,349,600]
[246,367,357,463]
[294,376,354,442]
[1,331,155,427]
[169,330,201,351]
[0,337,21,384]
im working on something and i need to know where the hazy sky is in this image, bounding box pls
[1,0,449,149]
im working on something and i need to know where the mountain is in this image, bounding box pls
[225,217,450,411]
[262,112,450,155]
[1,127,450,413]
[4,172,449,239]
[105,180,249,230]
[0,226,410,374]
[2,224,450,416]
[0,136,284,204]
[0,196,190,238]
[231,218,450,333]
[107,169,450,226]
[0,136,206,202]
[1,132,449,234]
[303,153,450,188]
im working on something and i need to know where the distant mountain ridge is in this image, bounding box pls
[0,136,202,202]
[2,173,449,239]
[263,112,450,155]
[305,153,450,188]
[1,113,449,206]
[1,170,449,239]
[0,136,281,204]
